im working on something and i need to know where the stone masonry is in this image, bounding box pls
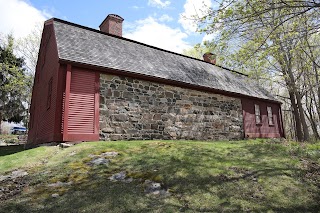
[99,74,243,141]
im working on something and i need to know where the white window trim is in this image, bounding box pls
[255,104,261,124]
[267,106,274,126]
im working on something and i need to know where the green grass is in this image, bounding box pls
[0,139,319,212]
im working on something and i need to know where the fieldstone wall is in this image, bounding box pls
[99,74,243,141]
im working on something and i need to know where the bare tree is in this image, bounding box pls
[194,0,320,141]
[16,23,42,75]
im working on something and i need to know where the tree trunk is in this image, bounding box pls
[305,38,320,122]
[314,62,320,122]
[279,55,305,141]
[305,111,320,139]
[305,91,320,139]
[288,90,304,141]
[306,65,320,139]
[296,93,310,141]
[287,67,310,141]
[284,48,310,141]
[0,111,2,135]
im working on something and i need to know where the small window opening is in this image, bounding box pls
[47,78,53,110]
[29,106,33,129]
[267,106,274,125]
[255,104,261,124]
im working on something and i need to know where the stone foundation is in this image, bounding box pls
[99,74,243,141]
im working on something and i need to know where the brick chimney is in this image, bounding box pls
[99,14,124,36]
[203,52,216,65]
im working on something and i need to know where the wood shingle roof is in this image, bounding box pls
[52,18,279,102]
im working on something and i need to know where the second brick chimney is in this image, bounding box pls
[203,52,216,65]
[99,14,124,37]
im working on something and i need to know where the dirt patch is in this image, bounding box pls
[0,175,29,202]
[300,159,320,186]
[0,170,29,202]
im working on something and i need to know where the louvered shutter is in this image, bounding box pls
[67,69,96,134]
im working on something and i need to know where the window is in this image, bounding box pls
[47,78,53,110]
[267,106,274,125]
[29,108,33,129]
[254,104,261,124]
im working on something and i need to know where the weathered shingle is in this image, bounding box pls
[53,19,278,102]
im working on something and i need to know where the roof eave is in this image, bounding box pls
[58,58,282,104]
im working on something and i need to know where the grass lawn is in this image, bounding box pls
[0,139,319,212]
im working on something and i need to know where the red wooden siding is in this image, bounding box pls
[62,66,99,141]
[27,21,62,146]
[241,98,284,138]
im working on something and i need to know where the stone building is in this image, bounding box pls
[27,14,284,147]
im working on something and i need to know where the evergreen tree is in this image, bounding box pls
[0,35,31,133]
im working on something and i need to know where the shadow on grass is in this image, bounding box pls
[1,141,319,212]
[0,145,25,157]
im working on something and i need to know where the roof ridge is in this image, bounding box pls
[49,17,248,77]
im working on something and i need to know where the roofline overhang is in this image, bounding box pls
[59,58,282,104]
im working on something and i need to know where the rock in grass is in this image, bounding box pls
[0,170,28,182]
[68,151,77,156]
[101,151,119,157]
[11,170,28,179]
[90,158,110,166]
[144,180,170,196]
[59,143,73,148]
[88,151,119,158]
[0,175,9,182]
[109,171,127,182]
[144,180,161,192]
[108,171,133,183]
[51,193,60,198]
[48,181,73,188]
[123,177,133,183]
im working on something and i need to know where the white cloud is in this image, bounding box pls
[159,14,173,22]
[124,17,191,53]
[179,0,211,34]
[148,0,171,8]
[0,0,51,39]
[131,5,144,10]
[202,32,217,43]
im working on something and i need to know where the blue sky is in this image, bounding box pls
[0,0,216,53]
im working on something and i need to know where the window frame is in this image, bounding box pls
[267,106,274,126]
[29,106,34,129]
[47,77,53,110]
[254,104,262,125]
